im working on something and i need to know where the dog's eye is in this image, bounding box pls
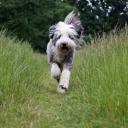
[56,35,61,40]
[68,34,74,40]
[54,35,61,40]
[74,34,80,39]
[69,34,80,40]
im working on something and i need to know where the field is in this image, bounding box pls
[0,29,128,128]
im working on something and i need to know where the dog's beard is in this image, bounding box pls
[57,44,70,53]
[60,45,69,52]
[56,41,76,53]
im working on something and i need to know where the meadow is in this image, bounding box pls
[0,29,128,128]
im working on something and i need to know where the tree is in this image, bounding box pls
[0,0,72,52]
[68,0,128,37]
[106,0,128,29]
[0,0,127,50]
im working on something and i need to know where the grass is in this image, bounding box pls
[0,29,128,128]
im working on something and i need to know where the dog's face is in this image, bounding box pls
[50,22,79,53]
[49,11,83,53]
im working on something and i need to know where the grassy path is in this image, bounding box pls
[0,30,128,128]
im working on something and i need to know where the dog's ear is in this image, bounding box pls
[64,11,84,37]
[49,25,56,39]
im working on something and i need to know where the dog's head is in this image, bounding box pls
[49,11,83,53]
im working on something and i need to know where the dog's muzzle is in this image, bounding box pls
[59,42,70,52]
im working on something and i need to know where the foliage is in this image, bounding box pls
[69,0,128,36]
[0,0,72,52]
[0,0,128,51]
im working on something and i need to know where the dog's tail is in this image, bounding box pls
[64,11,85,49]
[64,11,84,36]
[64,11,77,24]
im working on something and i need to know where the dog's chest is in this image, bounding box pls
[53,49,66,64]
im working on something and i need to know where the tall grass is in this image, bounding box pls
[0,29,128,128]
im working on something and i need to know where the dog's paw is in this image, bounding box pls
[57,85,67,93]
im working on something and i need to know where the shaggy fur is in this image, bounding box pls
[46,11,84,93]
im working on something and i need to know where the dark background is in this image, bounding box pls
[0,0,128,52]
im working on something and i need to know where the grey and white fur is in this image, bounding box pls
[46,11,84,93]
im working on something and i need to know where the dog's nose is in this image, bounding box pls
[62,43,67,47]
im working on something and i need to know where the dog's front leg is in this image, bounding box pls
[51,63,61,82]
[57,64,72,93]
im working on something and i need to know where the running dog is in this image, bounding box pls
[46,11,84,93]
